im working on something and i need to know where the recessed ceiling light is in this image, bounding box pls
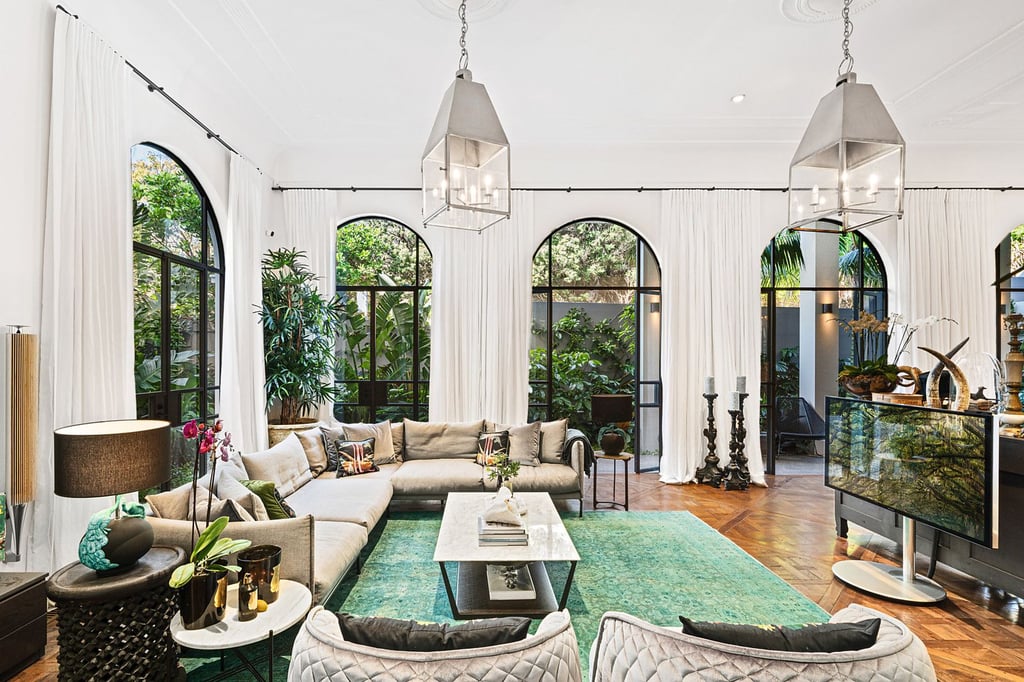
[731,94,746,104]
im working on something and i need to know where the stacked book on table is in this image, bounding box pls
[477,515,528,546]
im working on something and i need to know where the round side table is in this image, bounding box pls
[46,545,186,682]
[593,451,634,511]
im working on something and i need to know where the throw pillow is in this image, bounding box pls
[186,491,252,524]
[241,433,314,497]
[296,426,329,476]
[240,479,297,520]
[489,421,542,466]
[679,617,881,652]
[146,481,198,520]
[539,419,569,464]
[332,438,379,477]
[335,613,531,651]
[391,420,405,461]
[476,430,510,466]
[320,426,347,472]
[215,468,269,521]
[343,420,398,465]
[403,419,485,460]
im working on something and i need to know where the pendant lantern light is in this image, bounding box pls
[422,0,510,231]
[787,0,904,233]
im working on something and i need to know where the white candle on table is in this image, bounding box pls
[704,376,715,394]
[730,391,740,411]
[736,375,746,394]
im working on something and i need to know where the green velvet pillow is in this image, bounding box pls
[240,479,296,520]
[679,617,881,653]
[335,613,531,651]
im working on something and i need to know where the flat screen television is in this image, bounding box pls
[825,396,999,549]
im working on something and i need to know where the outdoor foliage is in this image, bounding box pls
[533,222,639,303]
[260,248,345,424]
[531,305,636,441]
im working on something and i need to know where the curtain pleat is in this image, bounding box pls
[219,155,268,452]
[283,190,338,423]
[33,11,134,573]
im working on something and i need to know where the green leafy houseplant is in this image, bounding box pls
[834,312,900,395]
[168,516,251,588]
[486,453,521,493]
[259,248,345,424]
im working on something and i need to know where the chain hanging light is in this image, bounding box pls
[787,0,904,233]
[422,0,510,231]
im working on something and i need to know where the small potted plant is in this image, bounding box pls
[258,248,345,444]
[168,516,251,630]
[487,453,521,496]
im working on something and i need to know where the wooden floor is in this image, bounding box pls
[14,470,1024,681]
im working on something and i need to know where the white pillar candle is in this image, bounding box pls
[704,376,715,394]
[736,375,746,393]
[730,391,740,411]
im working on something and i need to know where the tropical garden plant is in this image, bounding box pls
[259,248,346,424]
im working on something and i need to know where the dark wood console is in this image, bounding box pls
[835,435,1024,598]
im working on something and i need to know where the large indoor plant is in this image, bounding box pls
[259,248,345,442]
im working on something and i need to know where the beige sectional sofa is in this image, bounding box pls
[150,417,587,604]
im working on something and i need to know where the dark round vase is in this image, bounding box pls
[178,573,228,630]
[103,516,154,568]
[238,545,283,604]
[600,431,626,456]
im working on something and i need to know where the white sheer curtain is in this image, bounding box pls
[479,191,534,424]
[31,11,134,573]
[283,190,338,422]
[659,190,766,486]
[219,154,268,452]
[429,192,535,423]
[894,190,993,367]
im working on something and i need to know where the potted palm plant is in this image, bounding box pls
[258,248,345,444]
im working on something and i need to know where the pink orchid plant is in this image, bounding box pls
[182,419,238,545]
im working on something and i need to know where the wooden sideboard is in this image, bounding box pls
[834,435,1024,598]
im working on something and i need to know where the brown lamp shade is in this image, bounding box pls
[53,419,171,498]
[591,394,633,424]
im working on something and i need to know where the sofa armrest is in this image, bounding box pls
[149,515,316,594]
[570,441,584,493]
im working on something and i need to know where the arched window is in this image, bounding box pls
[996,224,1024,356]
[760,225,887,474]
[335,217,432,423]
[132,143,223,488]
[531,219,662,472]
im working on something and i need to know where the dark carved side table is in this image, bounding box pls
[46,545,186,681]
[0,572,48,679]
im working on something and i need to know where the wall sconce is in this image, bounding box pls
[821,303,834,315]
[649,301,661,314]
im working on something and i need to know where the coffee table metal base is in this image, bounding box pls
[439,560,578,619]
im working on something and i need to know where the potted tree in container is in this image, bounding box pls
[259,248,345,444]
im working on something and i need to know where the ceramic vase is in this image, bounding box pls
[178,573,227,630]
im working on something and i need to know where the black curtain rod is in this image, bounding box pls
[272,185,1024,193]
[56,4,258,170]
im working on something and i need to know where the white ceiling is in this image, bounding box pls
[73,0,1024,183]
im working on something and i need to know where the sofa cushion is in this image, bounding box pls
[286,477,393,529]
[679,617,881,653]
[403,419,485,460]
[147,481,200,520]
[336,613,531,651]
[343,421,398,465]
[391,420,405,461]
[539,419,569,464]
[488,421,542,466]
[296,426,329,476]
[241,434,314,497]
[313,521,368,603]
[476,430,509,466]
[390,459,488,496]
[333,438,380,477]
[241,479,297,520]
[506,463,581,494]
[214,466,269,521]
[185,487,254,524]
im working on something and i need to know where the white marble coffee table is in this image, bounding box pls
[433,492,580,619]
[170,579,311,681]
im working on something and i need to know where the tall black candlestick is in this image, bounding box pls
[696,393,723,487]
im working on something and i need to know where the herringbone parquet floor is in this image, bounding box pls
[14,468,1024,681]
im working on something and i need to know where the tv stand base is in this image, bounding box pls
[832,560,946,604]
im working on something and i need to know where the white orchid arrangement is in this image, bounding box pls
[887,313,958,364]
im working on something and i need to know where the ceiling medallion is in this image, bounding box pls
[416,0,515,22]
[780,0,880,23]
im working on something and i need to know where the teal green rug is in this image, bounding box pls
[183,511,827,679]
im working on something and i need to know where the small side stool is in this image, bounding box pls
[593,451,634,511]
[47,545,185,682]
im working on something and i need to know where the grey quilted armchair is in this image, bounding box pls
[589,604,936,682]
[289,607,583,682]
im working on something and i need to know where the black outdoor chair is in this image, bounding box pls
[775,396,826,457]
